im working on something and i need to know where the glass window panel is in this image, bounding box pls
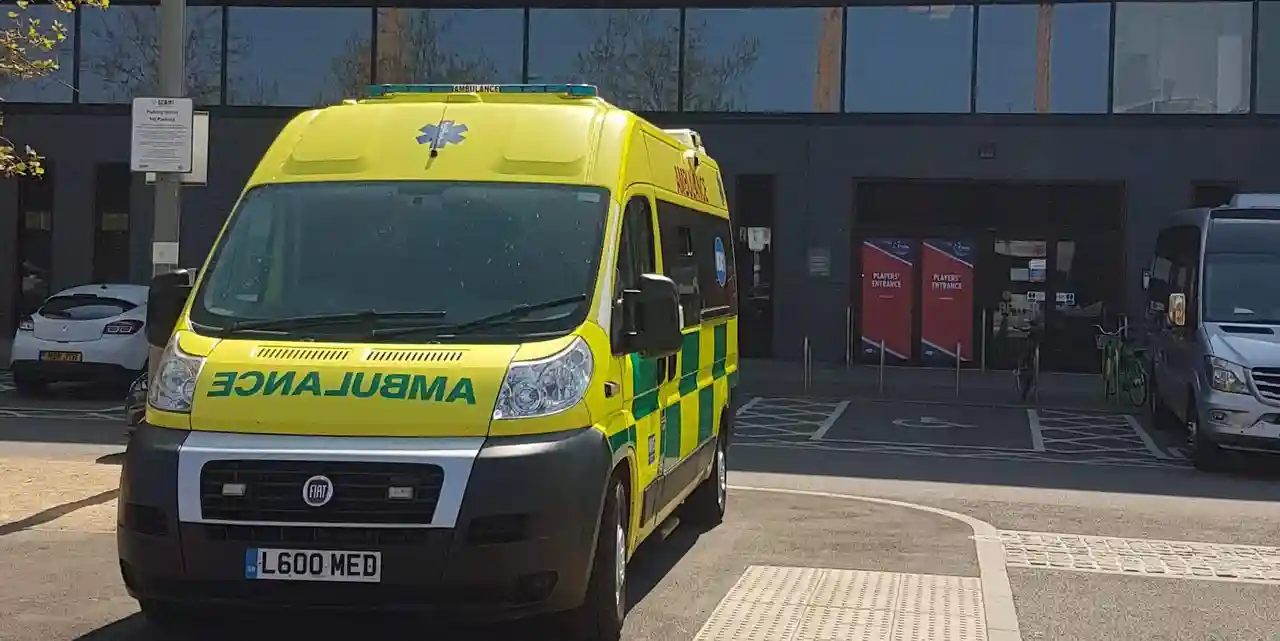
[976,4,1111,114]
[1256,2,1280,113]
[1113,2,1252,114]
[78,5,223,104]
[683,8,840,113]
[528,9,680,111]
[375,8,522,85]
[0,2,75,103]
[227,7,372,107]
[846,6,974,113]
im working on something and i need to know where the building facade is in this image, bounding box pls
[3,0,1280,372]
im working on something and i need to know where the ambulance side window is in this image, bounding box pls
[615,197,656,298]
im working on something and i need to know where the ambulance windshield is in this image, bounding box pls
[190,181,609,341]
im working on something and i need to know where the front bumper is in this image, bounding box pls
[117,425,614,619]
[1197,390,1280,453]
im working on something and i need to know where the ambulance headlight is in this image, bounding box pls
[149,336,205,414]
[494,337,594,420]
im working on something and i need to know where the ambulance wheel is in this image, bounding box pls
[681,431,727,528]
[565,476,627,641]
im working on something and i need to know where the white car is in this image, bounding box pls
[8,283,150,394]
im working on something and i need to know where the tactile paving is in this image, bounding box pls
[694,566,987,641]
[998,530,1280,584]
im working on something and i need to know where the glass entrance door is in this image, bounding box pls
[983,239,1048,371]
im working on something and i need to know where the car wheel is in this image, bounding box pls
[564,476,627,641]
[681,431,728,528]
[1188,400,1228,472]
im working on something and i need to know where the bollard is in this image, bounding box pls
[955,341,962,398]
[845,307,853,370]
[980,309,988,372]
[878,339,886,396]
[803,336,812,392]
[1033,345,1041,402]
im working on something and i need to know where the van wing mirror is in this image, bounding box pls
[620,274,683,358]
[146,269,195,348]
[1167,292,1187,328]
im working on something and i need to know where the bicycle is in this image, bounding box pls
[1095,324,1149,407]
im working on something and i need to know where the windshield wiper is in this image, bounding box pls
[372,294,589,339]
[218,310,448,334]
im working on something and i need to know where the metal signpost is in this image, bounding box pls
[131,0,191,379]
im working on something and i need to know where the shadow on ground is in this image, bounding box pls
[74,519,707,641]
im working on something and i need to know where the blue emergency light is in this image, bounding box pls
[364,83,599,99]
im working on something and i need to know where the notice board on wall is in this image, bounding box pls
[920,238,974,366]
[860,238,915,364]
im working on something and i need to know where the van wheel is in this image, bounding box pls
[681,432,727,528]
[139,600,202,629]
[1188,400,1228,472]
[1147,381,1181,432]
[564,477,627,641]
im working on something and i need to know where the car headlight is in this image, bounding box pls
[149,337,205,413]
[1206,356,1250,395]
[494,337,594,420]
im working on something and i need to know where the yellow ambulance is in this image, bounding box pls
[119,83,740,640]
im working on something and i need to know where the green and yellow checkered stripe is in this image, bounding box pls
[608,317,738,462]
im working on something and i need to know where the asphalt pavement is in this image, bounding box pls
[2,380,1280,641]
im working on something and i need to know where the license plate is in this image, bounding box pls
[245,548,381,583]
[39,351,82,362]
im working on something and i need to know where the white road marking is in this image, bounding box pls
[808,400,849,441]
[992,530,1280,585]
[1124,414,1172,460]
[1026,409,1046,452]
[734,396,762,417]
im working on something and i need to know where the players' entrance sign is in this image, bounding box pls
[130,97,194,173]
[245,548,382,583]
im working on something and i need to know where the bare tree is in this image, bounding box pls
[1,0,107,177]
[80,6,230,104]
[570,10,760,112]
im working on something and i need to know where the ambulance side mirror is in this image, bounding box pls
[621,274,683,359]
[146,269,195,348]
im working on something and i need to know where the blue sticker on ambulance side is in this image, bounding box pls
[417,120,468,151]
[713,236,728,286]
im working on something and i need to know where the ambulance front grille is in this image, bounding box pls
[200,460,443,525]
[253,347,351,361]
[366,349,464,363]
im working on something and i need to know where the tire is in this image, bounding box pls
[564,476,627,641]
[1125,363,1148,408]
[1147,379,1181,432]
[1187,399,1229,472]
[12,375,46,396]
[681,431,728,528]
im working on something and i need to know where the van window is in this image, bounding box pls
[615,197,656,298]
[1204,219,1280,323]
[657,198,735,326]
[191,181,610,341]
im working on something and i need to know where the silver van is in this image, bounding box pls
[1146,194,1280,471]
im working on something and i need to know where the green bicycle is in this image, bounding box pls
[1095,324,1148,407]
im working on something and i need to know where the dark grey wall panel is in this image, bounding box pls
[4,112,1280,359]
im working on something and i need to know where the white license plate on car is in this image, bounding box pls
[245,548,381,583]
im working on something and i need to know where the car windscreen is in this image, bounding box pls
[190,181,610,341]
[39,295,137,320]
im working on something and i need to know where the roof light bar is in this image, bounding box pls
[364,83,599,99]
